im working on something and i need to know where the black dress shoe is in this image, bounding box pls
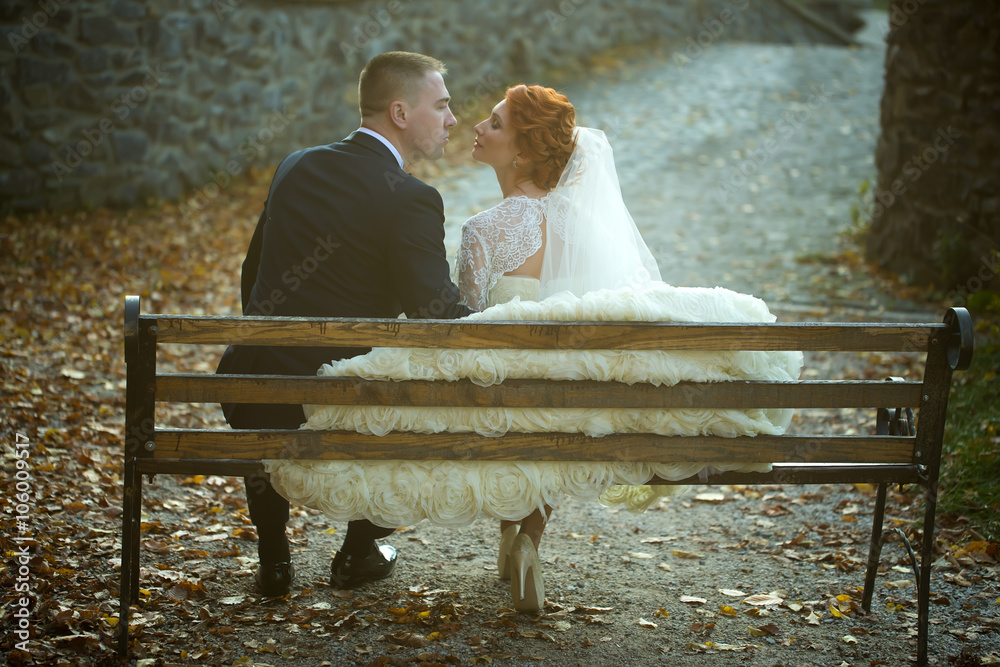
[255,561,295,597]
[330,544,397,589]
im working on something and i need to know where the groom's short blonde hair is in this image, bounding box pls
[359,52,447,118]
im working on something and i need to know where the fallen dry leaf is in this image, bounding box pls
[742,593,783,606]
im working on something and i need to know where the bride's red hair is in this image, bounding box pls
[505,84,576,190]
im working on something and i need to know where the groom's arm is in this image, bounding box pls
[388,187,474,320]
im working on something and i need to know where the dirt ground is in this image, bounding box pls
[116,466,999,667]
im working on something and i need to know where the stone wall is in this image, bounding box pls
[0,0,859,213]
[866,0,1000,293]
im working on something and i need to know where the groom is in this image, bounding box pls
[217,51,474,596]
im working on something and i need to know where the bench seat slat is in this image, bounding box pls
[150,430,915,464]
[158,375,926,409]
[135,459,921,486]
[149,316,937,352]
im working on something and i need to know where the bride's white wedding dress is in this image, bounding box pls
[263,128,803,528]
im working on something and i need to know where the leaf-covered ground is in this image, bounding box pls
[2,164,999,666]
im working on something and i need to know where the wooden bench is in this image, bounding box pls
[118,294,973,663]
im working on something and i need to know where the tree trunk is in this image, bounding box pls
[866,0,1000,302]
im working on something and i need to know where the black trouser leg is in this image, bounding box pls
[341,519,396,557]
[229,402,300,564]
[228,402,395,561]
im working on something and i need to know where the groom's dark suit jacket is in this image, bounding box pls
[218,131,473,427]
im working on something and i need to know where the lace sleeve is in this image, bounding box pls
[457,197,545,310]
[458,222,489,311]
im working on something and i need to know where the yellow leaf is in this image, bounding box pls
[672,549,704,559]
[104,616,119,628]
[654,607,669,618]
[720,606,738,617]
[835,594,851,603]
[829,604,843,618]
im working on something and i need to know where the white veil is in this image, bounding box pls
[539,127,662,298]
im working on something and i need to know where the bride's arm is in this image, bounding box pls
[458,222,489,311]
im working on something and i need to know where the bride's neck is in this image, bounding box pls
[495,166,546,199]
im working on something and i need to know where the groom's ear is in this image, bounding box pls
[389,100,407,130]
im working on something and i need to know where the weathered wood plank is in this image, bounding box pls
[647,464,922,486]
[151,430,915,464]
[148,315,937,352]
[157,375,925,409]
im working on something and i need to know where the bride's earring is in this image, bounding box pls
[512,158,519,168]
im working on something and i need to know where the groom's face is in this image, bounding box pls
[405,71,457,162]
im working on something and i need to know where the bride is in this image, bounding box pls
[265,85,802,611]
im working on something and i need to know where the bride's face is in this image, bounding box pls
[472,100,519,168]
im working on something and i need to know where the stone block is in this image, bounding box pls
[235,80,263,104]
[212,88,239,107]
[21,82,52,109]
[79,14,120,44]
[110,180,139,206]
[157,27,184,60]
[80,13,138,46]
[112,129,148,162]
[110,48,143,70]
[117,68,150,87]
[85,72,116,88]
[112,0,146,21]
[0,2,28,22]
[173,95,201,121]
[23,139,50,166]
[261,87,282,112]
[32,29,76,58]
[78,48,109,73]
[41,127,62,145]
[0,135,22,166]
[15,57,70,87]
[0,168,42,196]
[188,69,215,98]
[61,81,104,112]
[163,13,195,33]
[25,109,64,129]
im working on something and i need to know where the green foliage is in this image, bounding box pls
[843,177,873,247]
[940,292,1000,541]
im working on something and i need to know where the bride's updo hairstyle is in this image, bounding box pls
[505,84,576,190]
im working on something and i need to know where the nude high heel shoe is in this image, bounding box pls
[497,525,519,581]
[509,533,544,612]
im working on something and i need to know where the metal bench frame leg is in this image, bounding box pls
[860,308,973,666]
[119,296,156,657]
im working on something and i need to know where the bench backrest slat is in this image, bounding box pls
[148,315,938,351]
[158,375,925,409]
[152,429,916,464]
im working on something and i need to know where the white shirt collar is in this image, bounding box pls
[355,127,404,168]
